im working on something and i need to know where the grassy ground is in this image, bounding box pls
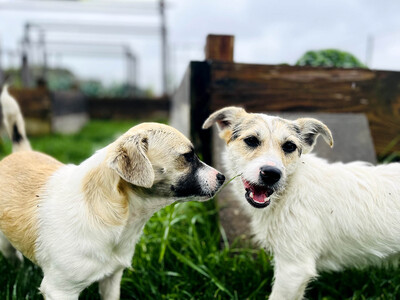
[1,120,400,299]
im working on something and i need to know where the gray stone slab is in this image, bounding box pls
[275,113,376,164]
[52,113,89,134]
[214,113,376,246]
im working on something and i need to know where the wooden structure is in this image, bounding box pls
[8,87,52,134]
[6,87,88,135]
[3,87,169,135]
[172,35,400,163]
[88,97,169,120]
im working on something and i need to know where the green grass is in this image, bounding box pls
[1,120,400,299]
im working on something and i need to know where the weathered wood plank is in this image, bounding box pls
[7,87,52,135]
[87,97,169,121]
[208,62,400,157]
[8,87,51,119]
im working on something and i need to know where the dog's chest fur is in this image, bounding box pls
[224,152,400,271]
[32,150,163,284]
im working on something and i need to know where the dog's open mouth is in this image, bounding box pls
[242,179,274,208]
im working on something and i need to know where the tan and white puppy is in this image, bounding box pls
[204,106,400,300]
[0,88,225,300]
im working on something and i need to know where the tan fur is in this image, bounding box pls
[108,123,193,184]
[82,163,129,227]
[0,151,62,262]
[220,129,233,143]
[208,109,333,169]
[228,116,305,164]
[82,123,194,227]
[108,134,155,189]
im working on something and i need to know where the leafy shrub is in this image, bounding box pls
[296,49,367,68]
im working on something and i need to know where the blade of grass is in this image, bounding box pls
[158,204,176,263]
[168,245,233,298]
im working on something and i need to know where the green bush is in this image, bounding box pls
[296,49,367,68]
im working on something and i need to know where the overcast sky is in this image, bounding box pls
[0,0,400,95]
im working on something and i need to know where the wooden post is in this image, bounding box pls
[205,34,234,62]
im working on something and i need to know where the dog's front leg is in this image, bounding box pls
[269,258,317,300]
[99,269,124,300]
[40,276,81,300]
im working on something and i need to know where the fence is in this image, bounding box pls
[4,87,169,135]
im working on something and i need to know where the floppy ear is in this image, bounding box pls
[108,134,155,188]
[295,118,334,154]
[202,106,247,143]
[202,106,246,131]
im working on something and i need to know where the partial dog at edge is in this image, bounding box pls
[0,86,225,300]
[203,106,400,300]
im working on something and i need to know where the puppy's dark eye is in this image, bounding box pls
[244,136,260,148]
[183,151,195,163]
[282,141,297,153]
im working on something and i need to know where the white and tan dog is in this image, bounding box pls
[0,87,225,300]
[204,106,400,300]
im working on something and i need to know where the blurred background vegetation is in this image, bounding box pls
[3,66,154,98]
[296,49,367,68]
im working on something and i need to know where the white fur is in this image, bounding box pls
[0,85,31,152]
[34,148,171,299]
[224,152,400,299]
[204,107,400,300]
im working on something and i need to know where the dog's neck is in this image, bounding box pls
[79,147,173,228]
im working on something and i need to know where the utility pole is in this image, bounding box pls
[39,29,48,84]
[160,0,168,96]
[21,23,31,87]
[366,34,374,68]
[125,47,138,97]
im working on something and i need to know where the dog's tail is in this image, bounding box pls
[1,85,31,152]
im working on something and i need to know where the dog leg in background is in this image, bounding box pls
[0,231,23,265]
[0,85,31,152]
[99,269,124,300]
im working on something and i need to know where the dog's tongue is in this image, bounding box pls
[252,191,267,203]
[243,180,269,204]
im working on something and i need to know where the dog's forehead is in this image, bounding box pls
[259,114,295,133]
[233,113,294,138]
[150,126,193,153]
[127,123,193,152]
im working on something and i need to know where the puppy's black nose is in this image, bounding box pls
[260,166,281,185]
[216,173,225,185]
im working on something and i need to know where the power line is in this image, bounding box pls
[27,22,160,36]
[0,0,165,15]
